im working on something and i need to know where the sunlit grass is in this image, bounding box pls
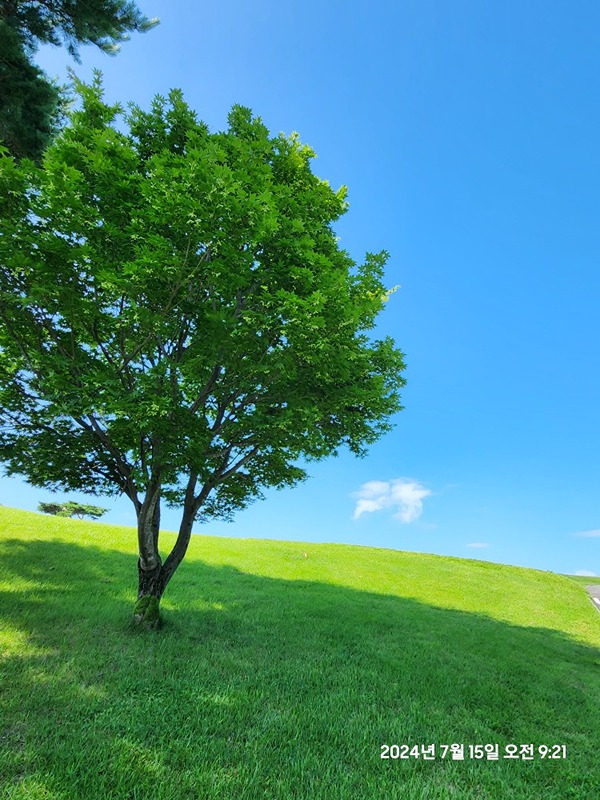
[1,505,599,799]
[563,574,599,585]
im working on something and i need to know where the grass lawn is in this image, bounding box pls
[1,505,599,799]
[562,574,600,586]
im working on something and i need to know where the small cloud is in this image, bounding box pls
[573,529,600,538]
[575,570,597,577]
[352,478,431,524]
[467,542,489,549]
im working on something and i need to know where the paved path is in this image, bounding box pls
[585,585,600,614]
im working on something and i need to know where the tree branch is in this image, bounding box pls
[216,446,259,483]
[188,362,223,415]
[137,477,161,570]
[73,414,140,508]
[160,470,202,585]
[90,317,135,391]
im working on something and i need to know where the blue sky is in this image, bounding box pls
[2,0,599,576]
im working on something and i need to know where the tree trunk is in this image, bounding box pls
[133,559,163,629]
[133,484,163,629]
[132,487,199,630]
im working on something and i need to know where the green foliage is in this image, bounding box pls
[0,73,406,528]
[0,20,66,162]
[0,0,159,58]
[0,2,158,162]
[38,500,109,519]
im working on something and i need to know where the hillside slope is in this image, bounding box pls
[1,505,599,799]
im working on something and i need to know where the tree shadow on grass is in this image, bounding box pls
[1,537,599,800]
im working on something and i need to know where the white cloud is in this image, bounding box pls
[467,543,489,549]
[575,570,597,577]
[352,478,431,524]
[573,529,600,538]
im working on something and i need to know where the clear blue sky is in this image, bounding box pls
[3,0,599,576]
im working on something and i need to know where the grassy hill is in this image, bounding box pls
[1,505,599,799]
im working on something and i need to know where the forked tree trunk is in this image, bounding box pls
[133,491,197,630]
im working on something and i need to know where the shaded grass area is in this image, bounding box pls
[1,507,599,799]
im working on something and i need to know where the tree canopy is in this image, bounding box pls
[0,1,158,161]
[0,74,406,627]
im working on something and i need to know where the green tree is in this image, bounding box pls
[38,500,109,519]
[0,74,406,629]
[0,20,64,163]
[0,1,158,161]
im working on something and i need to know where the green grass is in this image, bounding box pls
[1,505,599,800]
[562,574,599,586]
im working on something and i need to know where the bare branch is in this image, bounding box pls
[91,317,135,391]
[188,362,223,415]
[73,414,140,507]
[191,476,214,516]
[215,445,259,483]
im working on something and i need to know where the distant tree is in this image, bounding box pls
[0,74,406,629]
[38,500,109,519]
[37,502,64,517]
[0,1,158,161]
